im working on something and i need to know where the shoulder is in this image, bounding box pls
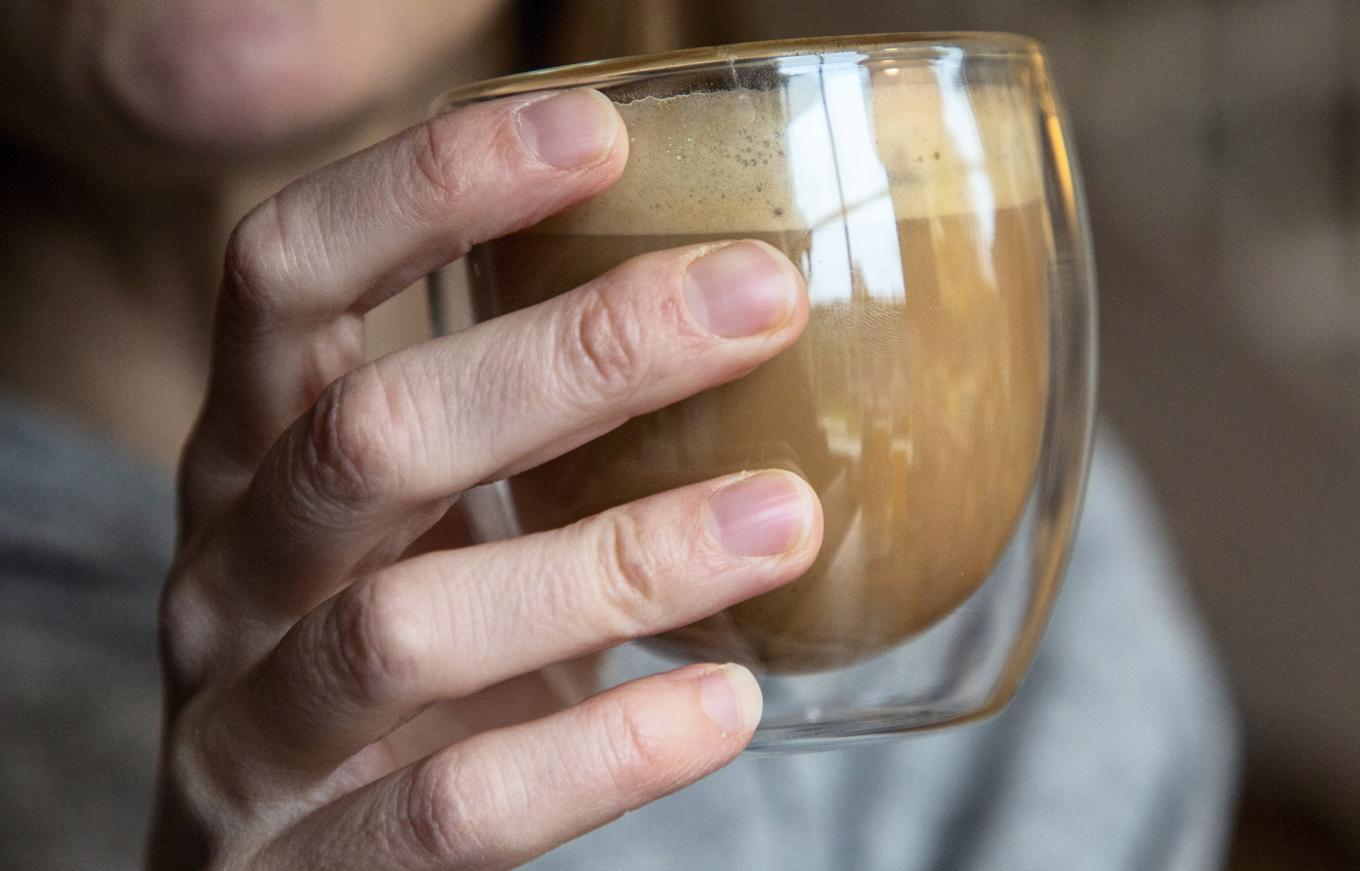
[936,426,1242,870]
[0,388,174,582]
[0,388,171,653]
[0,388,170,870]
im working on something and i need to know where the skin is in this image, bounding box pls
[0,2,824,868]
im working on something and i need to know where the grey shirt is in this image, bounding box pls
[0,391,1239,869]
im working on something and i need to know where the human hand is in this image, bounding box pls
[150,89,821,869]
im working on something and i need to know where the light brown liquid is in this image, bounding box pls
[466,81,1050,671]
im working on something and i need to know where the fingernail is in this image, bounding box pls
[684,242,798,338]
[517,89,620,169]
[699,664,763,736]
[706,472,811,558]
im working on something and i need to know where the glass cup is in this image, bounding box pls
[428,33,1096,750]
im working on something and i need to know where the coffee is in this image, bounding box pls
[468,74,1049,671]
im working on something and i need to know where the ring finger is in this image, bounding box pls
[262,663,764,870]
[214,470,821,783]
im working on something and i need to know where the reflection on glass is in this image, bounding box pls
[462,57,1051,673]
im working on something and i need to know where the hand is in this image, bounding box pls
[150,88,821,869]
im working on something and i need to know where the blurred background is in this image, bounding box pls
[544,0,1360,868]
[2,0,1351,867]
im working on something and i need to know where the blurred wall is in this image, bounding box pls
[694,0,1360,859]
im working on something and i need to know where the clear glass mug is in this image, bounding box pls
[429,33,1096,750]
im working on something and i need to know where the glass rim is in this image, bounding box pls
[439,31,1045,106]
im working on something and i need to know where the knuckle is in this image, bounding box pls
[157,583,220,697]
[165,712,210,787]
[409,117,476,219]
[153,721,235,868]
[561,284,645,403]
[324,580,422,705]
[222,199,290,322]
[594,695,669,796]
[166,702,249,813]
[301,366,409,506]
[591,508,665,636]
[402,758,493,866]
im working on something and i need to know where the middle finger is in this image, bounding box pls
[221,238,807,618]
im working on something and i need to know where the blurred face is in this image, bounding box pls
[0,0,511,172]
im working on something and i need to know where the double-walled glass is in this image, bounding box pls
[429,33,1096,750]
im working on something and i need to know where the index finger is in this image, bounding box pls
[184,89,628,526]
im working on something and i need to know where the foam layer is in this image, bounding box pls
[536,70,1044,235]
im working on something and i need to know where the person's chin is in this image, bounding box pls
[96,2,387,157]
